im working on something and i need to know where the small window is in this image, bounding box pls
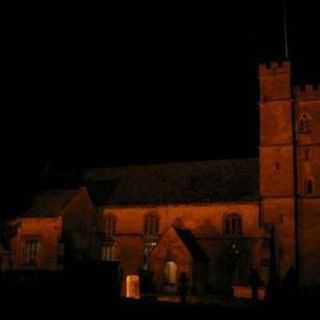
[273,161,280,174]
[298,113,312,134]
[24,239,41,266]
[224,214,242,236]
[304,149,311,161]
[305,178,315,195]
[105,215,116,238]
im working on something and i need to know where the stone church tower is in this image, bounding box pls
[259,61,320,287]
[259,61,296,282]
[295,83,320,287]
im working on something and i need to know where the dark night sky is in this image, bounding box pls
[2,1,320,215]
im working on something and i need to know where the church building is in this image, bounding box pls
[1,61,320,297]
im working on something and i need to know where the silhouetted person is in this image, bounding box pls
[282,267,298,301]
[249,268,262,303]
[178,272,189,304]
[266,225,280,304]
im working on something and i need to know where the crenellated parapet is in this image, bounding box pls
[294,84,320,101]
[259,61,291,102]
[259,61,291,77]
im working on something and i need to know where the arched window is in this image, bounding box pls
[105,214,116,238]
[164,261,178,285]
[144,213,159,239]
[23,239,41,266]
[305,178,315,195]
[143,213,159,268]
[102,215,117,261]
[224,214,242,236]
[102,242,116,261]
[298,113,312,134]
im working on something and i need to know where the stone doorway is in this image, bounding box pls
[126,275,140,299]
[163,261,178,292]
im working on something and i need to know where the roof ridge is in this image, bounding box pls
[85,158,259,206]
[86,157,259,174]
[174,227,209,263]
[23,188,82,218]
[36,188,80,195]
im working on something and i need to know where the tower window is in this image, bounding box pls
[280,214,285,224]
[305,178,315,195]
[304,149,311,161]
[224,214,242,236]
[298,113,312,134]
[274,161,280,173]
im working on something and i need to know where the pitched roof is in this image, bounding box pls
[85,159,259,206]
[24,189,80,218]
[174,228,209,263]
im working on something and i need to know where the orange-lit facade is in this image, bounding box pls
[1,61,319,295]
[260,62,320,287]
[6,188,95,271]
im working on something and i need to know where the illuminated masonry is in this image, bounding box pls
[3,61,320,295]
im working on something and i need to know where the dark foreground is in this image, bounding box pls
[0,288,318,317]
[1,269,319,317]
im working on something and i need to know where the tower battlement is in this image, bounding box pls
[295,84,320,101]
[259,61,291,102]
[259,61,290,77]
